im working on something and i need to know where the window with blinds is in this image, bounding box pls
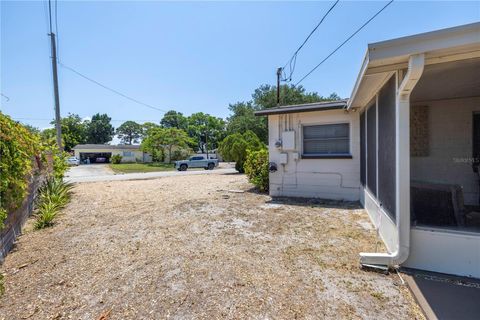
[302,123,350,156]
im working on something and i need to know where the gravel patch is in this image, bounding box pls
[0,173,423,319]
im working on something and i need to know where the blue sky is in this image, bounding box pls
[1,1,479,129]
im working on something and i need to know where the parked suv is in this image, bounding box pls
[174,156,218,171]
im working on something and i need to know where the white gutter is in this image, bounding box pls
[360,54,425,268]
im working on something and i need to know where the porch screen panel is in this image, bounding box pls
[377,76,396,221]
[360,111,366,186]
[366,104,377,196]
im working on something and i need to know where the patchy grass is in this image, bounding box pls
[0,273,4,296]
[0,174,424,319]
[109,162,175,173]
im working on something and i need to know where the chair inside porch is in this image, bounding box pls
[409,57,480,233]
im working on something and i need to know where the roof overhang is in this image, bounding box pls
[348,22,480,110]
[254,100,348,116]
[73,144,141,150]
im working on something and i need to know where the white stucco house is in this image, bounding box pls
[73,144,152,163]
[256,22,480,278]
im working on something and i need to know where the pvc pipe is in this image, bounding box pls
[360,54,425,268]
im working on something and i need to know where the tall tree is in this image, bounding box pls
[160,110,188,130]
[48,113,87,151]
[23,124,41,135]
[141,127,192,163]
[116,121,143,145]
[226,101,267,143]
[252,84,339,109]
[85,113,114,144]
[224,84,341,143]
[187,112,226,153]
[40,128,57,146]
[142,122,160,137]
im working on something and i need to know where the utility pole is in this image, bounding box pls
[276,67,282,106]
[50,31,63,151]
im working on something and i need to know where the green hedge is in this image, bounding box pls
[0,112,69,229]
[244,148,269,192]
[218,130,264,173]
[0,113,43,212]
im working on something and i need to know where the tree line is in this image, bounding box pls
[32,84,340,159]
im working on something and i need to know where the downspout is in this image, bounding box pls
[360,54,425,269]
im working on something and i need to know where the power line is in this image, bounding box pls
[42,1,50,34]
[12,117,162,123]
[55,0,59,58]
[58,61,168,113]
[282,0,340,82]
[295,0,394,86]
[1,93,10,102]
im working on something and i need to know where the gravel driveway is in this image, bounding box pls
[0,173,423,319]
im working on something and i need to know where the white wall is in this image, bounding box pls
[268,110,361,201]
[405,228,480,278]
[411,97,480,205]
[74,149,151,163]
[117,150,147,163]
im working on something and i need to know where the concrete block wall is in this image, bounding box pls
[268,109,361,201]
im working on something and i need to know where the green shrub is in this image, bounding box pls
[218,130,264,173]
[52,151,69,179]
[244,148,269,192]
[34,178,73,230]
[111,154,122,164]
[0,208,7,230]
[171,148,192,162]
[0,112,44,212]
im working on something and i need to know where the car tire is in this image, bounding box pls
[208,163,215,170]
[180,164,188,171]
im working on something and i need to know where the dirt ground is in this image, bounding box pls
[0,173,423,319]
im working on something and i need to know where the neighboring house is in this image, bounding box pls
[257,22,480,278]
[73,144,152,163]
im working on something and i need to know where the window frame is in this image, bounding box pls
[301,121,352,159]
[122,151,134,157]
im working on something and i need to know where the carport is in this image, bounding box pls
[79,152,112,164]
[72,144,152,164]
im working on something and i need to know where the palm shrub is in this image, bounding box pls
[34,178,74,229]
[244,148,269,192]
[34,200,60,229]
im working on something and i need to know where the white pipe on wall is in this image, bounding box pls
[360,54,425,268]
